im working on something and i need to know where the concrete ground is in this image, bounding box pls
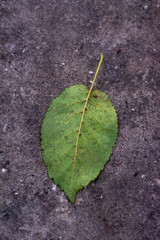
[0,0,160,239]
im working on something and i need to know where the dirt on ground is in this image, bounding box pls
[0,1,160,240]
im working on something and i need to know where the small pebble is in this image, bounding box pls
[52,184,57,191]
[61,62,65,66]
[131,108,135,111]
[89,71,93,74]
[155,179,160,186]
[144,5,148,10]
[2,168,7,173]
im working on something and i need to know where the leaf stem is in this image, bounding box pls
[89,53,103,93]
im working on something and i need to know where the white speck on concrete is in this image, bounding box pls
[141,174,146,178]
[89,80,93,84]
[131,108,135,111]
[20,87,25,97]
[3,123,7,132]
[144,5,148,10]
[52,184,57,191]
[10,43,16,50]
[115,65,118,69]
[5,68,8,72]
[14,192,19,195]
[59,195,66,203]
[89,71,93,74]
[155,179,160,186]
[76,197,84,205]
[61,62,65,66]
[2,168,7,173]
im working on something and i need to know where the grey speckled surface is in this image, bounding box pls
[0,0,160,240]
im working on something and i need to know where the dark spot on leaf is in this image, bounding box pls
[85,108,87,110]
[79,134,81,137]
[93,95,98,98]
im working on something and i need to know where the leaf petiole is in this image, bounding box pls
[89,53,103,93]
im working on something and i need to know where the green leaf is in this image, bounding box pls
[41,54,118,203]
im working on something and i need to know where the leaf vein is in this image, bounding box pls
[83,121,100,145]
[56,100,85,112]
[45,130,78,150]
[87,109,105,129]
[89,98,106,114]
[81,135,96,164]
[44,111,82,146]
[58,145,75,160]
[71,54,103,183]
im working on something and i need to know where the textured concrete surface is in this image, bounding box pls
[0,1,160,240]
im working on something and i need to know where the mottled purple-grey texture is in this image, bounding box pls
[0,0,160,240]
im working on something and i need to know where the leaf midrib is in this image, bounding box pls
[72,53,103,179]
